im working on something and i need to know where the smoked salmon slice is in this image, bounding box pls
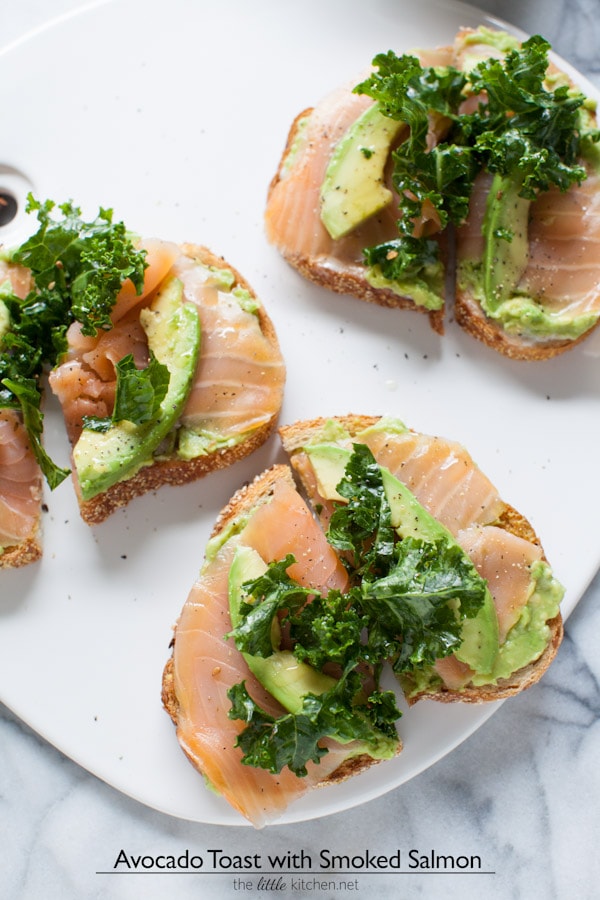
[0,259,42,567]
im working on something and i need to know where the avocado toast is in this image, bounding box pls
[265,26,600,358]
[0,199,285,555]
[453,28,600,359]
[163,414,563,825]
[49,241,286,523]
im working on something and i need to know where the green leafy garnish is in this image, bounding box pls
[13,196,147,337]
[229,555,313,658]
[363,236,443,283]
[228,671,399,777]
[290,590,366,671]
[0,196,148,487]
[1,376,69,489]
[354,52,467,123]
[327,441,395,578]
[82,352,170,432]
[353,33,599,280]
[464,36,589,196]
[361,537,487,671]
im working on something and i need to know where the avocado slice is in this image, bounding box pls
[73,276,200,500]
[320,103,405,239]
[481,172,530,308]
[305,443,499,674]
[473,169,599,340]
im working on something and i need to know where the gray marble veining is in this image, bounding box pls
[1,2,600,898]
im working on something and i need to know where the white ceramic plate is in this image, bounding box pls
[1,0,599,826]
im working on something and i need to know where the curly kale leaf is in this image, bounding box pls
[363,236,441,282]
[13,195,147,339]
[228,671,400,777]
[354,53,467,124]
[327,442,395,579]
[464,35,594,195]
[289,589,366,670]
[361,537,488,672]
[83,352,170,432]
[228,554,313,658]
[1,376,69,489]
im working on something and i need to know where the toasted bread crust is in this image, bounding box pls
[267,109,445,335]
[77,417,279,524]
[72,244,283,524]
[279,413,380,454]
[0,533,42,568]
[454,291,600,361]
[279,414,564,703]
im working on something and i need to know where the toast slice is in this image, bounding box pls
[163,412,563,824]
[0,257,43,568]
[279,414,564,704]
[452,29,600,360]
[162,463,401,828]
[264,70,449,335]
[50,243,286,524]
[0,408,43,568]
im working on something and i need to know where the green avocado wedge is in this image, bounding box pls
[73,276,200,501]
[320,102,405,239]
[482,173,530,308]
[228,544,339,712]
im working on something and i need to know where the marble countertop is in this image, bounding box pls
[2,1,600,898]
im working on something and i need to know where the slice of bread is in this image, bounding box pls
[163,412,563,822]
[265,99,446,335]
[51,243,286,525]
[162,463,400,827]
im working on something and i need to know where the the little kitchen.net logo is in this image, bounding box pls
[97,846,495,889]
